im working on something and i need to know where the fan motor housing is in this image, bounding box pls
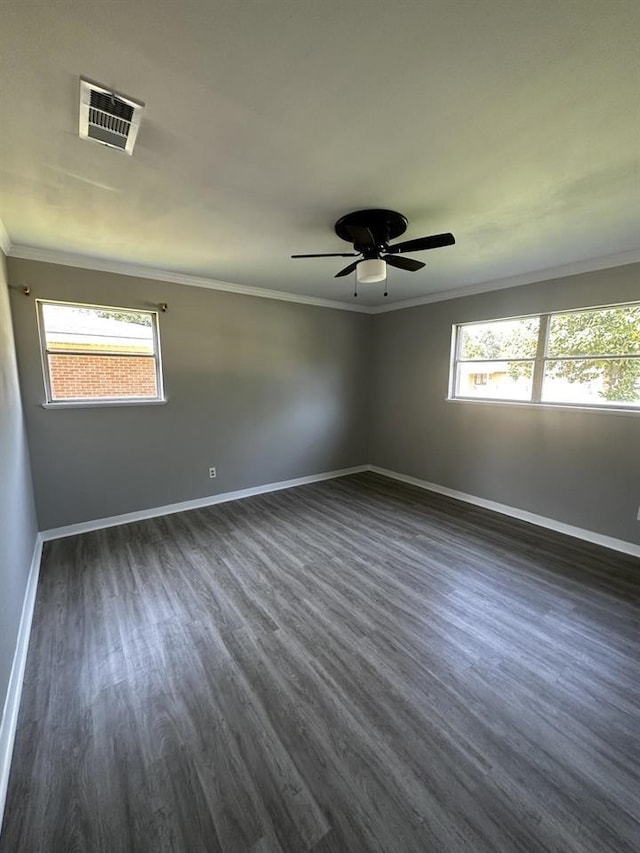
[334,209,408,251]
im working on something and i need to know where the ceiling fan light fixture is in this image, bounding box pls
[357,258,386,284]
[291,209,455,294]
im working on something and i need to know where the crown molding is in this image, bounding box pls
[7,244,373,314]
[8,242,639,315]
[370,248,640,314]
[0,219,11,256]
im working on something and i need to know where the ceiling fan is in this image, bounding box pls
[291,209,455,295]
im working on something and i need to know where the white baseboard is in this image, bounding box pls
[40,462,640,557]
[369,466,640,559]
[41,465,369,541]
[0,464,363,827]
[0,533,43,825]
[0,464,636,831]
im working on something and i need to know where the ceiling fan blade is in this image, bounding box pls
[387,232,455,254]
[291,252,358,258]
[335,261,360,278]
[344,224,377,250]
[383,254,425,272]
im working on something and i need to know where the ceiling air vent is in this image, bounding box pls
[79,78,144,155]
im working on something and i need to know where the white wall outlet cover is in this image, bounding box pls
[209,467,216,478]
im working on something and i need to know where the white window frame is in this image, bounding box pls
[36,299,165,408]
[449,301,640,413]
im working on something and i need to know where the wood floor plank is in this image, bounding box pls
[1,472,639,852]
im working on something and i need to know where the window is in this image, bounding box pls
[450,302,640,410]
[37,300,164,405]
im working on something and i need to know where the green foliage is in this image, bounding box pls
[460,318,538,386]
[461,307,640,402]
[460,318,539,360]
[546,307,640,401]
[81,308,152,326]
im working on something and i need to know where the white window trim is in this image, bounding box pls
[445,398,640,417]
[36,298,165,406]
[448,301,640,414]
[41,398,167,410]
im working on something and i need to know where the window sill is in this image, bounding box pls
[41,398,167,410]
[445,397,640,416]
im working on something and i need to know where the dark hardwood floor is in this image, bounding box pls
[2,472,639,852]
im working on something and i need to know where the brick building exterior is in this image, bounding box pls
[48,354,157,399]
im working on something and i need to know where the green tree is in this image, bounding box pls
[80,308,151,326]
[546,307,640,401]
[461,307,640,402]
[460,318,539,360]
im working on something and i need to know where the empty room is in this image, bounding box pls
[1,1,639,851]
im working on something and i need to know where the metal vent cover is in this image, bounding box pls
[79,78,144,155]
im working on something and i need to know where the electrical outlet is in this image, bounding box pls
[209,467,216,479]
[637,505,640,521]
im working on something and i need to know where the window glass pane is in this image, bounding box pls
[42,304,154,355]
[459,317,539,360]
[542,358,640,407]
[48,353,158,400]
[456,361,534,400]
[547,305,640,357]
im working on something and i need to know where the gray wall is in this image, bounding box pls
[9,258,370,530]
[370,263,640,545]
[0,251,38,720]
[6,255,639,544]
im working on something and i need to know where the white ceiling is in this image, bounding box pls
[1,0,639,308]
